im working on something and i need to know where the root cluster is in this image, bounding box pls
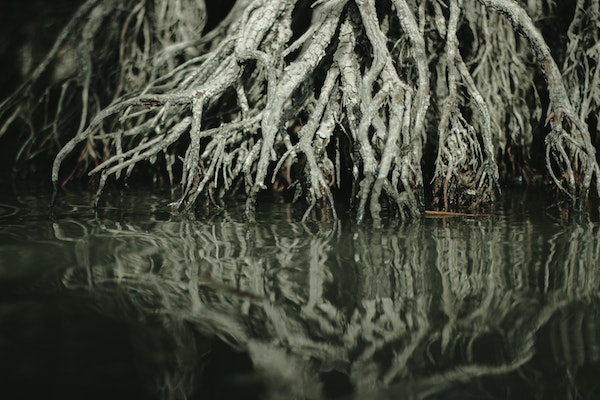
[1,0,599,220]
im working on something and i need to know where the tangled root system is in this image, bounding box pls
[1,0,598,221]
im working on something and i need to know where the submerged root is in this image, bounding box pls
[1,0,599,220]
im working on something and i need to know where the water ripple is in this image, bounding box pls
[0,202,20,220]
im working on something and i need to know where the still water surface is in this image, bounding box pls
[0,187,599,399]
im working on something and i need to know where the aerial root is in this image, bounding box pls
[477,0,600,201]
[434,0,497,211]
[3,0,600,221]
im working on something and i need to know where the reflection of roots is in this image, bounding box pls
[50,214,600,399]
[1,0,599,218]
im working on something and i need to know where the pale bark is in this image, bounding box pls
[1,0,599,220]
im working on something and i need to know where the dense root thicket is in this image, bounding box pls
[1,0,599,220]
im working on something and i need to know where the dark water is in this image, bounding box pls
[0,186,599,400]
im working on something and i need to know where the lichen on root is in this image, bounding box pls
[1,0,598,221]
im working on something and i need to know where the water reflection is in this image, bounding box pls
[1,191,600,399]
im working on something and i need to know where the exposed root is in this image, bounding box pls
[477,0,600,202]
[1,0,599,220]
[433,0,499,211]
